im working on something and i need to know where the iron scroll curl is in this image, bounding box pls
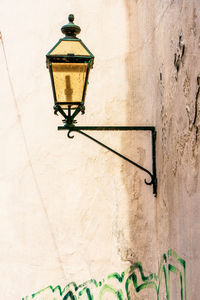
[67,129,75,139]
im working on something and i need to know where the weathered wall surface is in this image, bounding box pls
[0,0,199,299]
[124,1,200,299]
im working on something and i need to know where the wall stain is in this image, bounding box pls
[185,74,200,141]
[190,8,197,36]
[183,73,190,98]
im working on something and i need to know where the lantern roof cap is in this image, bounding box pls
[61,14,81,38]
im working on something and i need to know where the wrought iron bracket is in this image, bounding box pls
[58,125,157,197]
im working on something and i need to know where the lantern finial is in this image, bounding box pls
[61,14,81,38]
[68,14,74,22]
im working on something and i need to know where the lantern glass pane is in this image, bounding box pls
[50,40,90,56]
[52,63,87,108]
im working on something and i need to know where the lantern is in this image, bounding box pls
[46,14,94,125]
[46,14,157,196]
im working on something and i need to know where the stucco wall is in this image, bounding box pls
[0,0,199,299]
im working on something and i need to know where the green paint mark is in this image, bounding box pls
[86,288,94,300]
[99,285,123,300]
[107,271,125,283]
[78,287,94,300]
[63,291,77,300]
[32,282,77,298]
[78,279,98,289]
[23,249,186,300]
[125,272,157,299]
[168,249,187,300]
[163,265,169,300]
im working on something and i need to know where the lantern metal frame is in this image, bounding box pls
[46,14,94,126]
[46,42,94,125]
[46,14,157,197]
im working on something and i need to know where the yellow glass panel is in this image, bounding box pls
[50,40,90,56]
[52,63,87,107]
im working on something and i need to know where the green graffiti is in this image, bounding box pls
[78,287,94,300]
[23,249,186,300]
[125,272,157,299]
[107,272,125,283]
[31,282,78,298]
[63,291,77,300]
[99,285,123,300]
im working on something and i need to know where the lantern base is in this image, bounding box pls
[54,103,85,125]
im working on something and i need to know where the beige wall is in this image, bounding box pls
[0,0,199,299]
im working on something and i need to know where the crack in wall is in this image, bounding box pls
[174,34,185,80]
[193,75,200,124]
[192,75,200,142]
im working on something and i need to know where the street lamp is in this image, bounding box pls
[46,14,94,125]
[46,14,157,196]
